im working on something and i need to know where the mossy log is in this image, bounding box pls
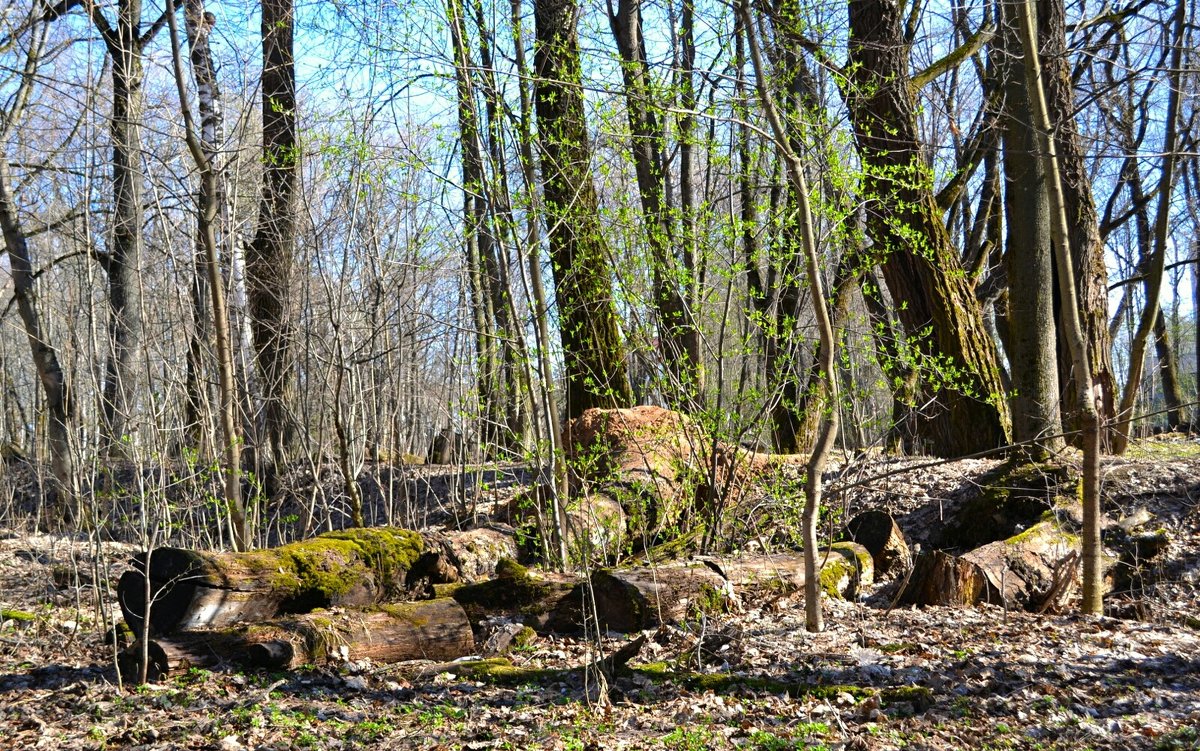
[118,598,473,682]
[843,511,911,577]
[938,462,1078,550]
[450,560,582,632]
[900,521,1086,610]
[120,527,424,635]
[817,543,875,599]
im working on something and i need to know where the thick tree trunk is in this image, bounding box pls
[119,599,474,682]
[249,0,299,466]
[534,0,634,419]
[118,528,424,634]
[997,0,1062,457]
[844,0,1009,457]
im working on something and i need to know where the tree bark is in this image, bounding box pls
[249,0,299,466]
[534,0,634,419]
[119,599,474,682]
[844,0,1010,457]
[997,0,1062,457]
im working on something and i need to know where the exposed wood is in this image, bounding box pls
[119,528,423,634]
[118,598,473,682]
[843,511,911,577]
[414,526,521,584]
[900,521,1086,610]
[570,562,732,633]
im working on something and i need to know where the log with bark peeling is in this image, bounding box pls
[120,527,424,635]
[118,598,473,682]
[451,559,733,633]
[898,521,1089,610]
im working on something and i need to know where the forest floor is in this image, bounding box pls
[0,439,1198,750]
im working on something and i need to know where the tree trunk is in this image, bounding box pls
[1036,0,1118,443]
[534,0,634,419]
[997,0,1062,457]
[119,599,474,682]
[608,0,701,410]
[844,0,1009,457]
[249,0,299,466]
[101,43,146,454]
[0,160,75,518]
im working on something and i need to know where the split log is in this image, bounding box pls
[118,598,473,682]
[843,511,910,577]
[899,521,1087,610]
[120,527,424,635]
[413,526,521,585]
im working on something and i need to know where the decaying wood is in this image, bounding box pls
[900,521,1086,610]
[844,511,911,577]
[119,598,473,682]
[120,527,424,634]
[414,526,521,585]
[569,562,733,633]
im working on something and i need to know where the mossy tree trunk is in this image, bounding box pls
[119,528,425,634]
[844,0,1010,458]
[608,0,702,412]
[534,0,634,420]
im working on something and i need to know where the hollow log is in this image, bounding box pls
[120,527,424,635]
[899,521,1085,610]
[118,598,473,682]
[843,510,911,577]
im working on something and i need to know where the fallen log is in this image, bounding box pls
[899,521,1087,610]
[701,545,873,600]
[118,598,473,682]
[412,526,522,585]
[120,527,424,635]
[843,511,911,577]
[452,559,733,633]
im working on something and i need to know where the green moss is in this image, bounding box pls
[261,528,424,603]
[436,658,565,685]
[495,558,528,580]
[880,685,935,710]
[1,608,36,622]
[878,642,918,654]
[631,662,873,700]
[376,602,431,628]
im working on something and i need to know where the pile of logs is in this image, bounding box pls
[115,526,876,682]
